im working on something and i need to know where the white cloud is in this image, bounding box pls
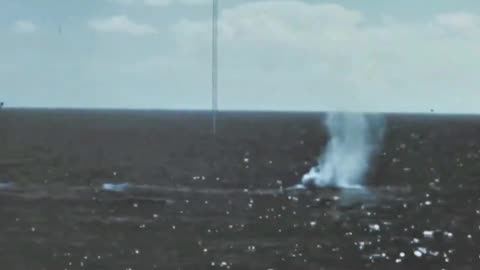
[108,0,135,4]
[12,20,36,33]
[107,0,209,7]
[143,0,172,6]
[171,0,480,112]
[177,0,210,5]
[89,15,157,35]
[435,12,479,33]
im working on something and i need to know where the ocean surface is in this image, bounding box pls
[1,109,480,269]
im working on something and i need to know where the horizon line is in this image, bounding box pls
[2,106,479,116]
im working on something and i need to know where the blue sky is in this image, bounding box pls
[1,0,480,112]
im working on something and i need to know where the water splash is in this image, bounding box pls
[102,183,130,192]
[0,182,15,190]
[300,112,385,188]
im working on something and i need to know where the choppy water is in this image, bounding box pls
[1,110,480,269]
[1,181,479,270]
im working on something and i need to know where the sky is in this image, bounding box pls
[1,0,480,113]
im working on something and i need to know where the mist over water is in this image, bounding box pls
[301,112,385,188]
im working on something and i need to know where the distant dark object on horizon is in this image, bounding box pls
[0,102,4,109]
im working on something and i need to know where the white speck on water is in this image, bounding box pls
[412,238,420,244]
[310,221,317,227]
[31,227,36,232]
[247,245,256,252]
[204,200,209,205]
[425,201,432,206]
[139,224,146,229]
[203,248,208,253]
[414,250,422,257]
[172,225,176,230]
[395,258,402,263]
[400,252,405,257]
[369,224,380,232]
[133,203,138,208]
[134,249,140,255]
[444,231,454,238]
[423,230,434,238]
[153,214,158,219]
[244,158,249,163]
[289,196,299,202]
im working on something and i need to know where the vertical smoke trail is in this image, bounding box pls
[301,112,385,189]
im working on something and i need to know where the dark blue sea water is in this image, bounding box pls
[1,109,480,269]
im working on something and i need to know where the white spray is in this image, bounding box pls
[300,112,385,189]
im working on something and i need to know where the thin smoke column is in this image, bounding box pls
[301,112,385,188]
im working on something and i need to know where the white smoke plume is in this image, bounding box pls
[301,112,385,189]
